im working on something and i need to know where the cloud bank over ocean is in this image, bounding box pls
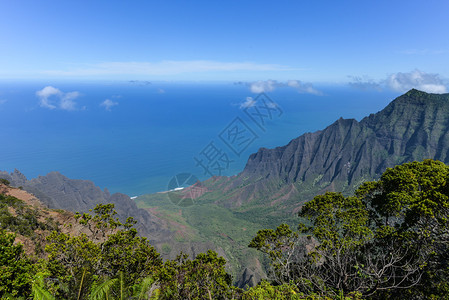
[349,70,448,94]
[36,86,81,111]
[235,80,322,95]
[387,70,447,93]
[41,60,297,78]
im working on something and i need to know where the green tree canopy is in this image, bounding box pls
[250,159,449,298]
[0,229,33,297]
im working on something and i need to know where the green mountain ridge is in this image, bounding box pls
[205,89,449,210]
[4,89,449,287]
[138,89,449,284]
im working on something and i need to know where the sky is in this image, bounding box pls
[1,0,449,91]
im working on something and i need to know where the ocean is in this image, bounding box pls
[0,81,399,196]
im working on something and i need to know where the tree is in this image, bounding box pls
[0,229,33,297]
[250,159,449,298]
[250,193,372,297]
[1,201,240,299]
[240,280,336,300]
[45,231,100,299]
[0,178,10,186]
[157,250,237,300]
[74,203,123,240]
[98,228,162,287]
[44,203,161,299]
[356,159,449,298]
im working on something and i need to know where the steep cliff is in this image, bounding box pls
[204,89,449,214]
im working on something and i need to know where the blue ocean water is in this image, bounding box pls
[0,81,399,196]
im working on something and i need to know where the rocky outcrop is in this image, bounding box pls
[243,89,449,183]
[0,170,172,242]
[236,268,260,289]
[207,89,449,209]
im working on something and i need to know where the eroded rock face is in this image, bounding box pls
[0,170,171,242]
[210,89,449,208]
[244,90,449,183]
[236,268,261,289]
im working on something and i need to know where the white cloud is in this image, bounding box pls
[348,70,448,94]
[157,88,165,94]
[60,91,80,111]
[248,79,322,95]
[387,70,447,93]
[42,60,297,77]
[250,80,277,93]
[240,97,256,108]
[100,99,118,111]
[0,99,7,105]
[36,86,81,110]
[286,80,322,95]
[36,86,61,109]
[36,86,81,111]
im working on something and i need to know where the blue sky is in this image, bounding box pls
[1,0,449,90]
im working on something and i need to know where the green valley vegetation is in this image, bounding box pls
[3,159,449,299]
[135,193,269,283]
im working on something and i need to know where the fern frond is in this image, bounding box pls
[88,278,118,300]
[32,284,56,300]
